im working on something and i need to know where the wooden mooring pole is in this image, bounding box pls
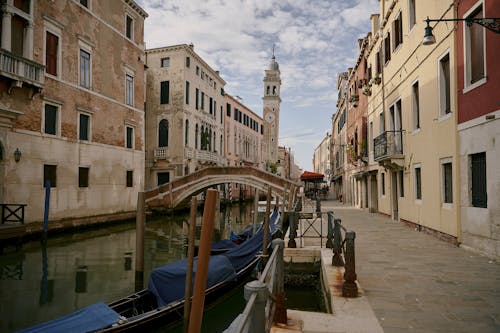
[188,189,218,333]
[263,187,271,257]
[183,197,197,333]
[135,192,145,292]
[253,188,259,235]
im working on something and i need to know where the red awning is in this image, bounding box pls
[300,171,324,181]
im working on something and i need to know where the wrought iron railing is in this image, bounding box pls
[373,130,403,161]
[0,49,45,87]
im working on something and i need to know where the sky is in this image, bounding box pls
[136,0,380,171]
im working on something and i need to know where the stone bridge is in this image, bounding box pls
[144,166,301,209]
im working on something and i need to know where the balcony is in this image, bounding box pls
[185,147,225,165]
[154,147,169,160]
[0,49,45,92]
[373,130,404,169]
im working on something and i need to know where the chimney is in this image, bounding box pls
[371,14,380,35]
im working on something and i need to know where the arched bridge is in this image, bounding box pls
[144,166,301,209]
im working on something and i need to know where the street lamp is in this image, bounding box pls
[422,16,500,45]
[14,148,22,162]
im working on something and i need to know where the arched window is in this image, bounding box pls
[185,119,189,146]
[266,86,270,95]
[158,119,168,147]
[195,124,199,149]
[273,86,277,95]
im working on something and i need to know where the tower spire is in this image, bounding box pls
[272,43,275,59]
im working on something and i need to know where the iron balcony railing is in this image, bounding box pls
[373,130,403,161]
[0,49,45,88]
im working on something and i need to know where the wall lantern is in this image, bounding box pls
[422,16,500,45]
[14,148,22,163]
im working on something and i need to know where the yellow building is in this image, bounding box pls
[366,0,459,242]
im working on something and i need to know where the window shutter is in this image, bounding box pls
[46,32,58,76]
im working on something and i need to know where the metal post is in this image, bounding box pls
[253,188,259,235]
[326,212,333,248]
[332,218,344,267]
[272,239,286,324]
[263,187,271,257]
[316,196,321,217]
[244,280,268,333]
[288,211,296,248]
[135,191,145,291]
[189,189,218,333]
[183,197,197,333]
[342,231,358,298]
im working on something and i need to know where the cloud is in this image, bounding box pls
[137,0,378,170]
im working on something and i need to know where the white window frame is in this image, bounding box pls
[75,0,91,11]
[42,98,62,137]
[125,125,135,149]
[78,39,93,89]
[463,0,487,93]
[77,108,93,142]
[408,0,416,33]
[125,13,135,41]
[440,157,453,207]
[411,79,421,133]
[437,50,452,119]
[43,18,63,79]
[414,163,422,203]
[125,72,134,106]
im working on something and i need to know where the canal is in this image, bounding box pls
[0,202,255,332]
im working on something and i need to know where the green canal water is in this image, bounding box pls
[0,203,254,332]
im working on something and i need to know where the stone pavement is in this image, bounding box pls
[318,200,500,333]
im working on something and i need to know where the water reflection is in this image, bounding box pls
[0,202,254,332]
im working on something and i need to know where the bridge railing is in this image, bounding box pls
[223,238,285,333]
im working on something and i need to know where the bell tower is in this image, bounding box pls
[262,50,281,168]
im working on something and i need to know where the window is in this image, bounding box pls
[195,124,198,149]
[186,57,190,68]
[439,53,451,116]
[195,88,199,109]
[44,104,58,135]
[375,51,381,75]
[79,0,89,8]
[412,81,420,130]
[126,170,133,187]
[220,107,223,124]
[43,165,57,187]
[226,103,231,117]
[46,31,59,76]
[464,4,485,87]
[209,97,213,114]
[185,81,190,105]
[125,15,133,40]
[415,165,422,200]
[158,119,168,147]
[79,49,91,88]
[157,172,170,186]
[126,74,134,106]
[399,170,404,197]
[185,119,189,146]
[442,161,453,204]
[79,167,89,187]
[384,33,391,63]
[161,57,170,67]
[201,92,205,110]
[126,126,134,149]
[408,0,416,30]
[470,152,486,208]
[393,12,403,50]
[79,113,90,141]
[381,172,385,196]
[196,66,199,75]
[379,112,385,134]
[160,81,169,104]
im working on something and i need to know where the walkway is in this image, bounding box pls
[319,200,500,333]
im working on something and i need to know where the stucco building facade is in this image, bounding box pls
[0,0,147,223]
[144,44,226,190]
[456,0,500,257]
[365,0,459,241]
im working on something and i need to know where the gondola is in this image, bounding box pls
[17,209,281,333]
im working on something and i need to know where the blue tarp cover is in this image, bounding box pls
[211,239,237,250]
[222,229,263,272]
[16,302,121,333]
[148,255,237,307]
